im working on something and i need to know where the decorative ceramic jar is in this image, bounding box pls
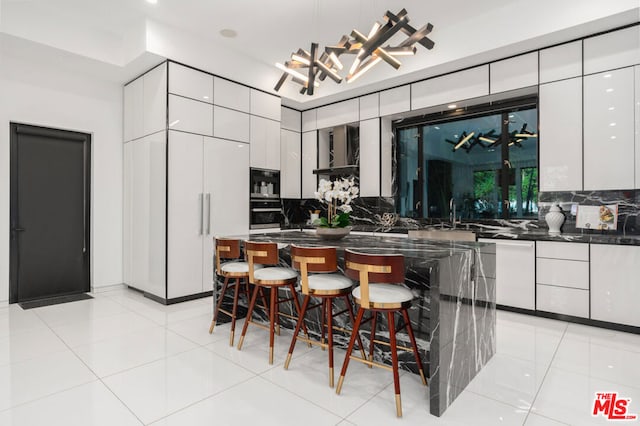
[315,226,352,240]
[545,204,565,234]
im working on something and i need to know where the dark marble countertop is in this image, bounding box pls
[281,223,640,246]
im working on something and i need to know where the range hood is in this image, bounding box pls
[313,124,359,176]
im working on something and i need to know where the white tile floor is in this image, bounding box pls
[0,288,639,425]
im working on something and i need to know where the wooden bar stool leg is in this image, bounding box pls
[237,284,260,350]
[368,311,377,368]
[268,286,277,364]
[259,287,270,319]
[284,294,311,370]
[320,298,327,350]
[327,297,335,388]
[401,309,427,386]
[275,288,281,336]
[228,277,241,346]
[289,284,312,347]
[387,311,402,418]
[209,276,230,334]
[343,295,367,361]
[336,307,365,395]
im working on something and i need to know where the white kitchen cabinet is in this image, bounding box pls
[251,89,281,121]
[490,52,538,94]
[302,109,317,132]
[537,241,589,261]
[168,94,213,136]
[166,131,249,299]
[591,244,640,327]
[381,118,393,197]
[143,63,167,137]
[169,62,213,103]
[214,77,250,112]
[478,239,535,310]
[636,65,640,189]
[583,26,640,75]
[379,85,410,116]
[359,118,380,197]
[301,131,317,198]
[123,132,166,298]
[281,107,301,132]
[539,78,583,191]
[539,41,582,83]
[537,258,589,290]
[281,129,301,198]
[124,77,144,141]
[584,67,635,190]
[316,99,359,129]
[213,106,250,142]
[536,286,589,318]
[359,93,379,121]
[250,115,280,170]
[411,66,489,110]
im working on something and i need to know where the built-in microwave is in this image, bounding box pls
[250,168,282,229]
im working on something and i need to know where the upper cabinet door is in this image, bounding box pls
[411,66,488,110]
[251,89,281,121]
[302,109,317,132]
[379,85,410,116]
[359,118,380,197]
[636,66,640,190]
[281,129,301,198]
[168,62,213,103]
[250,116,280,170]
[539,41,582,83]
[168,94,213,136]
[359,93,379,121]
[539,78,583,191]
[143,63,167,136]
[584,26,640,75]
[584,67,635,190]
[316,99,359,129]
[281,107,301,132]
[213,106,250,142]
[490,52,538,93]
[124,77,143,141]
[301,131,318,198]
[214,77,250,112]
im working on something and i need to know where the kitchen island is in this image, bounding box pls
[217,231,496,416]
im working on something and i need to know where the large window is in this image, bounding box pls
[396,104,538,220]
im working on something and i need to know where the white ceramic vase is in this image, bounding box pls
[545,204,565,234]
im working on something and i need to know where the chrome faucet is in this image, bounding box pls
[449,197,457,229]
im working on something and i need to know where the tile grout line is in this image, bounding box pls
[521,322,569,425]
[30,307,147,426]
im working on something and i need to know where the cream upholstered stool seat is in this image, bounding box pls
[284,245,366,388]
[336,249,427,418]
[237,241,310,365]
[209,238,267,346]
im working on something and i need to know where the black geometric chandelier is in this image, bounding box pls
[274,9,435,95]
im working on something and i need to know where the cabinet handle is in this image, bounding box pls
[206,193,211,235]
[198,193,203,235]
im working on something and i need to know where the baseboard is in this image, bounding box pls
[90,283,127,294]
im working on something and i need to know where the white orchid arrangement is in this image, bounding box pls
[313,178,359,228]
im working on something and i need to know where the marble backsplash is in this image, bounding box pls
[282,189,640,235]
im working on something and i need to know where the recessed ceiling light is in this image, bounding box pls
[610,122,616,127]
[447,104,457,109]
[608,106,615,111]
[146,0,157,4]
[220,29,237,38]
[434,126,440,130]
[606,88,614,92]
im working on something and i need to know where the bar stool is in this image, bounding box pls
[284,245,366,388]
[237,241,309,364]
[208,238,269,346]
[336,249,427,418]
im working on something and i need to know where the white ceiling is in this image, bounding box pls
[1,0,639,109]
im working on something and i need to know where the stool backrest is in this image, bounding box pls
[215,238,241,273]
[244,241,279,283]
[291,245,337,294]
[344,249,405,308]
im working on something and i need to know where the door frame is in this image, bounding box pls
[9,122,92,303]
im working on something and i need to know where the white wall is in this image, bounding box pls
[0,52,124,302]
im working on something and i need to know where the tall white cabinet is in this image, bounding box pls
[124,60,273,303]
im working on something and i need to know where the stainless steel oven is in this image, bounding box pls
[250,168,282,229]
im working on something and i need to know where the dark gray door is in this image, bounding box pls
[10,123,90,303]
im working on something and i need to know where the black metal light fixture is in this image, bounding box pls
[274,8,435,95]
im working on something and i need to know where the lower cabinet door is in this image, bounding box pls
[536,285,589,318]
[591,244,640,327]
[480,239,535,310]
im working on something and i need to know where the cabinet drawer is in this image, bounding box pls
[536,258,589,289]
[536,241,588,261]
[536,284,589,318]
